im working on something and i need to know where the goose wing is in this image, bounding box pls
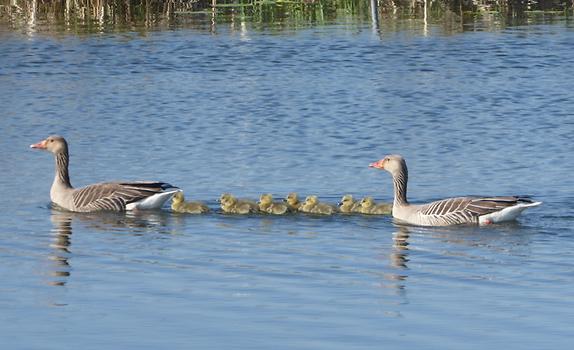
[419,196,534,225]
[72,181,174,212]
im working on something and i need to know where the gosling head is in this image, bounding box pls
[338,194,354,206]
[360,197,375,209]
[304,195,318,206]
[172,191,185,204]
[259,193,273,205]
[220,193,237,206]
[285,192,299,205]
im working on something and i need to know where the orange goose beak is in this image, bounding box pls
[369,160,384,169]
[30,139,47,149]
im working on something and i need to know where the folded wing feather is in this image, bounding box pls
[72,181,171,212]
[419,196,535,225]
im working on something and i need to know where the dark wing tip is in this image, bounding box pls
[160,183,179,190]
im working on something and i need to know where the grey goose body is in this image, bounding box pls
[369,155,541,226]
[31,135,179,212]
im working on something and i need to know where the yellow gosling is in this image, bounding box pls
[258,194,289,215]
[219,193,259,214]
[359,197,392,215]
[299,195,334,215]
[338,194,361,213]
[171,192,210,214]
[284,192,301,212]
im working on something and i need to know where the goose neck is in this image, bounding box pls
[54,151,72,189]
[392,167,408,206]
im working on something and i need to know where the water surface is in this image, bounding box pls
[1,12,573,350]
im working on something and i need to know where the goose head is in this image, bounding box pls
[30,135,68,154]
[369,154,406,176]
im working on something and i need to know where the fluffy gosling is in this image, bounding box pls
[284,192,301,212]
[338,194,361,214]
[171,192,210,214]
[298,195,335,215]
[258,194,289,215]
[359,197,392,215]
[219,193,259,214]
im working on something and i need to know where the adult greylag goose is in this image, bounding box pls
[258,194,289,215]
[358,196,392,215]
[171,192,210,214]
[369,155,541,226]
[31,135,180,212]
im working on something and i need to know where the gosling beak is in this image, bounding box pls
[30,139,47,150]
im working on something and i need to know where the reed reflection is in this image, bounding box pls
[2,0,567,38]
[370,0,379,34]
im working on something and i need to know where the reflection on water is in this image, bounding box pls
[46,208,171,287]
[376,227,409,304]
[1,0,571,37]
[390,227,409,270]
[1,0,572,346]
[73,210,170,233]
[406,221,532,254]
[48,210,72,287]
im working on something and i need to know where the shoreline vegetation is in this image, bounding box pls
[0,0,572,34]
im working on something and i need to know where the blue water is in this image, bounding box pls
[1,14,574,349]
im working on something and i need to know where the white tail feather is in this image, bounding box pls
[479,201,542,225]
[126,188,182,210]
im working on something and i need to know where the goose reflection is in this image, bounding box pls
[382,226,409,287]
[48,210,73,286]
[378,226,410,311]
[390,226,410,270]
[406,221,532,254]
[47,208,171,287]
